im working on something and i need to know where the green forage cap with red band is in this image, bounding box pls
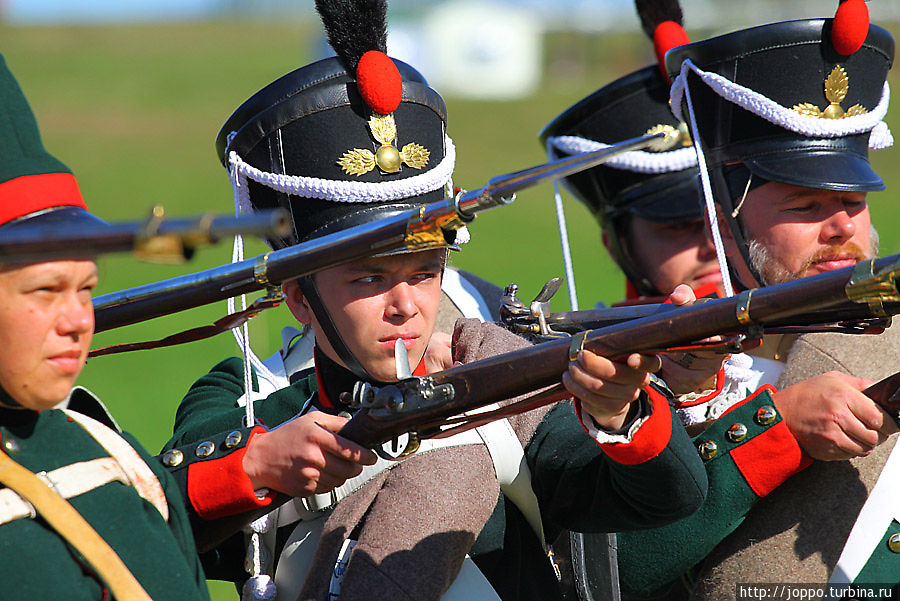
[0,54,89,229]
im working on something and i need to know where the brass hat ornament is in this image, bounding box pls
[337,50,430,176]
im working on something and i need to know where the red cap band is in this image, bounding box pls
[0,173,86,226]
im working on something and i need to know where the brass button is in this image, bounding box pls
[161,449,183,467]
[195,441,215,458]
[726,423,748,443]
[698,440,718,460]
[224,431,242,449]
[3,438,19,454]
[888,533,900,553]
[755,405,778,426]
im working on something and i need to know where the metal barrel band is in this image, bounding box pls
[735,289,754,325]
[845,258,900,318]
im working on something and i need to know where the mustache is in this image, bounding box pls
[797,241,868,275]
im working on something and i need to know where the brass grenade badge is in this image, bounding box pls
[338,114,430,176]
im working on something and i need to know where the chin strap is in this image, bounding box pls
[297,276,373,381]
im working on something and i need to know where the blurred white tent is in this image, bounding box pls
[420,1,540,99]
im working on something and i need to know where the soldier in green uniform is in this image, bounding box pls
[162,1,711,600]
[0,53,213,601]
[542,3,900,599]
[664,9,900,601]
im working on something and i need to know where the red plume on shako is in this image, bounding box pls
[357,50,402,115]
[833,0,870,55]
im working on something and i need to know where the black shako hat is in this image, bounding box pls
[541,66,701,225]
[216,0,456,382]
[664,16,893,288]
[665,19,893,198]
[540,66,702,295]
[216,2,453,250]
[539,0,699,296]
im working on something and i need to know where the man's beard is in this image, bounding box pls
[748,225,880,285]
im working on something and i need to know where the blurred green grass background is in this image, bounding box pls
[2,19,899,598]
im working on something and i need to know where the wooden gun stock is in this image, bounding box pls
[865,371,900,428]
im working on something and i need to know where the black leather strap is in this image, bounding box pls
[297,275,372,381]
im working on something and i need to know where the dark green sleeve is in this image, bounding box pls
[163,357,309,450]
[527,398,707,543]
[616,388,809,599]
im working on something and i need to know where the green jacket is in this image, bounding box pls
[0,402,210,601]
[615,385,811,599]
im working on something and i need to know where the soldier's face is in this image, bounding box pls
[287,249,444,382]
[624,216,722,296]
[0,260,96,410]
[727,183,874,285]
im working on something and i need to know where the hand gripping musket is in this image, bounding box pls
[0,206,291,264]
[92,133,662,334]
[338,254,900,453]
[195,255,900,553]
[500,279,899,342]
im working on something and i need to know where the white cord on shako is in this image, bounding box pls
[668,59,894,299]
[670,59,892,147]
[545,140,580,311]
[547,135,699,174]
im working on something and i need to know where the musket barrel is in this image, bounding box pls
[543,299,900,334]
[95,139,664,333]
[341,254,900,448]
[93,211,412,332]
[455,133,663,218]
[0,208,290,264]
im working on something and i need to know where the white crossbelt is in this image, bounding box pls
[0,410,169,526]
[0,457,130,525]
[828,437,900,590]
[63,409,169,521]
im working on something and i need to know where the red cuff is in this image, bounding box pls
[187,427,276,520]
[577,386,673,465]
[726,385,812,497]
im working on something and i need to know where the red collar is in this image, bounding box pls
[314,352,428,409]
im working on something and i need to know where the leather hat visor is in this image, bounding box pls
[744,149,885,192]
[619,173,703,223]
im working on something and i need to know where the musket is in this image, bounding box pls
[337,254,900,451]
[0,206,291,264]
[500,278,899,341]
[194,256,900,553]
[92,133,662,333]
